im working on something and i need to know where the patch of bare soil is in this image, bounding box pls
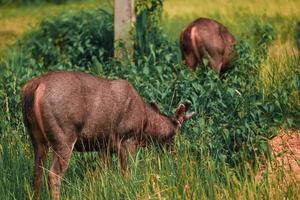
[269,129,300,179]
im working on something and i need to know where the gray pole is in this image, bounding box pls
[114,0,135,59]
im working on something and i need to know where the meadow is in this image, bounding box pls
[0,0,300,199]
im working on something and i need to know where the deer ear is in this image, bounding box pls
[184,112,196,120]
[183,100,192,111]
[150,102,161,113]
[175,104,186,117]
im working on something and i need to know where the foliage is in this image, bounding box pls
[134,0,165,57]
[19,9,113,70]
[253,22,276,60]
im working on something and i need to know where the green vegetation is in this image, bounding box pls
[0,0,300,199]
[22,9,113,69]
[135,0,164,57]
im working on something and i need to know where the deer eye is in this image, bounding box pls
[172,119,180,126]
[150,102,161,113]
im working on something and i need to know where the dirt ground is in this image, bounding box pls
[268,129,300,179]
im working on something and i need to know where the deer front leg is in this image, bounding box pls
[118,146,128,173]
[117,138,139,173]
[100,149,111,168]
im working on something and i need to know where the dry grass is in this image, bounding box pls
[164,0,300,18]
[0,17,36,51]
[0,0,106,53]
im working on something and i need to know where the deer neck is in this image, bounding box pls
[143,106,175,141]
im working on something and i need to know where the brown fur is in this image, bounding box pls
[180,17,236,73]
[22,71,195,199]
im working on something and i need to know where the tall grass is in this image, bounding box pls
[0,1,300,199]
[1,126,300,199]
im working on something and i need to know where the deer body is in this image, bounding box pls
[180,18,235,73]
[22,71,194,199]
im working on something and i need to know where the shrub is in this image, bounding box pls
[135,0,166,57]
[253,22,276,61]
[20,9,113,70]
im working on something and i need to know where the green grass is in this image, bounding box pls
[2,126,300,199]
[0,0,300,199]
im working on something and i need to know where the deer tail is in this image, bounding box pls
[21,77,41,131]
[180,27,193,55]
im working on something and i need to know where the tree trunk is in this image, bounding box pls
[114,0,135,59]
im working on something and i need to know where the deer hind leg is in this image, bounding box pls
[46,125,76,199]
[183,53,198,70]
[48,140,75,200]
[209,56,223,74]
[27,122,48,200]
[33,141,48,199]
[219,56,233,74]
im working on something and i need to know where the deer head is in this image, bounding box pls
[173,100,196,130]
[149,100,196,134]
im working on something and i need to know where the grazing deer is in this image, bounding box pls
[180,17,236,73]
[22,71,195,199]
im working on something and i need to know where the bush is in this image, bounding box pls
[253,22,276,60]
[135,0,165,57]
[20,9,113,70]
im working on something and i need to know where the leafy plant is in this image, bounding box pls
[134,0,165,57]
[19,9,113,70]
[253,22,276,61]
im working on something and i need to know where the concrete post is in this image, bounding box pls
[114,0,135,59]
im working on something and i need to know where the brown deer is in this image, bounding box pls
[180,17,236,74]
[21,71,195,200]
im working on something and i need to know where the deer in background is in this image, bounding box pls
[180,17,236,74]
[22,71,195,200]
